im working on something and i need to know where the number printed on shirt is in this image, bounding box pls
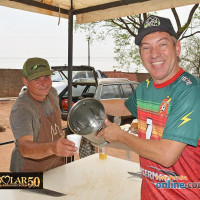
[146,118,152,139]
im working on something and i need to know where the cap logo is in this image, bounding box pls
[144,16,160,28]
[31,64,46,71]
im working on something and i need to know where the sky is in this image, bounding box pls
[0,4,195,72]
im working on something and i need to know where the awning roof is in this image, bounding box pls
[0,0,199,24]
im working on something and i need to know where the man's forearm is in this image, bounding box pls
[18,140,56,159]
[120,132,186,167]
[100,99,131,116]
[18,135,77,159]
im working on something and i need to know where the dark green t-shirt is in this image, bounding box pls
[125,70,200,146]
[125,69,200,199]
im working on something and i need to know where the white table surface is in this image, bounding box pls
[0,154,141,200]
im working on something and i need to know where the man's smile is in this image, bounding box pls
[152,61,164,66]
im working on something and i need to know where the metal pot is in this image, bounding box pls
[68,98,106,145]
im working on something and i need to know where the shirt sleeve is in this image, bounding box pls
[162,85,200,147]
[10,107,35,140]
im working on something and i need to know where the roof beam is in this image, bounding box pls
[9,0,150,16]
[9,0,69,15]
[74,0,150,15]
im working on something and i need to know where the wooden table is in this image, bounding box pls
[0,154,141,200]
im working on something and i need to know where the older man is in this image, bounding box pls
[10,57,77,172]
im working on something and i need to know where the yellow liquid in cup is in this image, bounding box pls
[99,147,107,160]
[99,153,107,160]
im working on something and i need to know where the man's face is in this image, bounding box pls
[23,75,52,101]
[140,31,181,84]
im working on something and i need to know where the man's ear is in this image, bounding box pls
[22,77,28,87]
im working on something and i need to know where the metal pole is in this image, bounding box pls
[67,0,74,163]
[0,140,15,146]
[67,0,73,114]
[87,36,90,66]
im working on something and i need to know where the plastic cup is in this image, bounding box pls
[67,134,82,153]
[99,147,107,160]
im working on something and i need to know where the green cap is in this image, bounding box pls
[23,57,54,80]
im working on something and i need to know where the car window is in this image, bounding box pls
[131,82,139,89]
[72,85,86,96]
[51,71,66,82]
[65,85,96,97]
[73,71,94,79]
[100,85,121,99]
[121,84,133,98]
[64,85,86,97]
[87,86,96,93]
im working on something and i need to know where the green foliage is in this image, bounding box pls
[180,36,200,75]
[113,31,142,72]
[75,5,200,72]
[75,15,148,71]
[194,6,200,19]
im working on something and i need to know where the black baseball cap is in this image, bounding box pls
[135,15,177,45]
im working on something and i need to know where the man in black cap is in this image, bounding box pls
[10,57,77,172]
[98,15,200,199]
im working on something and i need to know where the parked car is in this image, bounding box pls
[94,78,138,100]
[93,78,139,125]
[51,70,68,94]
[51,66,139,125]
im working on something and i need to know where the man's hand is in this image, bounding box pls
[97,119,187,168]
[97,119,125,143]
[53,137,77,157]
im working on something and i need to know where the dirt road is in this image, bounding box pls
[0,99,139,172]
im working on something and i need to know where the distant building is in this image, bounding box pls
[104,70,151,83]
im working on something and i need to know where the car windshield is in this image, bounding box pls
[64,85,96,97]
[51,70,95,83]
[72,71,94,80]
[51,71,68,82]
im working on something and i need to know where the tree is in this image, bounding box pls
[75,4,200,72]
[180,36,200,76]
